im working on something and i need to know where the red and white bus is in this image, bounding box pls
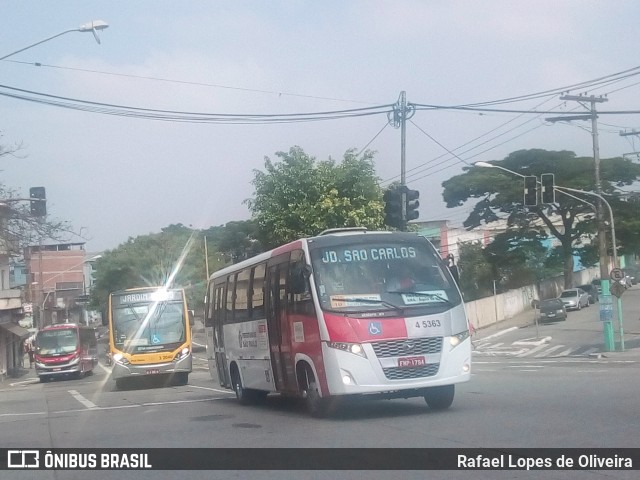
[204,228,471,416]
[34,323,98,382]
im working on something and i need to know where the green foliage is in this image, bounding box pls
[246,146,386,248]
[442,149,640,289]
[90,224,208,314]
[457,243,495,301]
[214,220,263,263]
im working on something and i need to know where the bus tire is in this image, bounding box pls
[231,367,251,405]
[302,368,335,418]
[174,372,189,386]
[424,384,455,410]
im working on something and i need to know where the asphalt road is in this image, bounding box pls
[1,337,638,480]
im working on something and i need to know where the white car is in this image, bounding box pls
[559,288,590,311]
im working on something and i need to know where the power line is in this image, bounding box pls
[0,83,394,124]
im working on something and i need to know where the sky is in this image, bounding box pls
[1,1,640,253]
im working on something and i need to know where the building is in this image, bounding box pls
[24,243,99,328]
[0,212,30,379]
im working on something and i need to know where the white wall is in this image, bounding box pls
[465,267,599,330]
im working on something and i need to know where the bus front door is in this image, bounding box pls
[266,261,296,393]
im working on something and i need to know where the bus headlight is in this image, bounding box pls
[112,353,130,365]
[173,347,190,361]
[327,342,367,358]
[449,331,470,348]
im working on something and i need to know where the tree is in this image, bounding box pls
[442,149,640,289]
[0,185,72,257]
[90,224,208,314]
[246,146,385,249]
[214,220,263,263]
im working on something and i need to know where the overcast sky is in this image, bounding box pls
[2,1,639,253]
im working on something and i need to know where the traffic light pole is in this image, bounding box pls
[389,91,415,231]
[555,185,624,352]
[553,94,615,351]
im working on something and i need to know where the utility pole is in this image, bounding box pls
[556,94,616,351]
[619,129,640,160]
[388,91,415,231]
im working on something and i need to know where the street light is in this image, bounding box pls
[474,162,623,351]
[0,20,109,60]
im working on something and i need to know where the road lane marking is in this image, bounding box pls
[534,345,566,357]
[516,343,552,357]
[188,384,235,395]
[475,327,518,341]
[68,390,97,409]
[0,411,47,418]
[8,378,40,387]
[1,396,230,419]
[513,336,551,347]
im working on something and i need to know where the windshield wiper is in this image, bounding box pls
[386,290,454,307]
[337,297,404,313]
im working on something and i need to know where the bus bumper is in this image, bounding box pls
[321,337,471,398]
[111,354,192,380]
[35,358,81,378]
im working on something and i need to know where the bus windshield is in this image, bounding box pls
[36,329,78,355]
[310,239,461,314]
[112,301,186,352]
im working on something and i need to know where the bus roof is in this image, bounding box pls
[110,286,184,295]
[209,229,426,280]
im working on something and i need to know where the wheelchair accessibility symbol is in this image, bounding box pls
[152,334,161,344]
[368,321,382,335]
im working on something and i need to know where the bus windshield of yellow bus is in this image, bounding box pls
[112,290,186,353]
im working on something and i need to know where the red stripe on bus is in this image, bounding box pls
[323,313,407,342]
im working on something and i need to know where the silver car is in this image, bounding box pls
[559,288,590,311]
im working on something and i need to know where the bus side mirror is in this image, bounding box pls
[188,310,195,327]
[290,265,311,294]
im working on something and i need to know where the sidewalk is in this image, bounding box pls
[1,361,39,386]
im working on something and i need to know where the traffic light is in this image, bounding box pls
[405,188,420,221]
[523,176,538,206]
[541,173,555,204]
[29,186,46,216]
[383,186,403,229]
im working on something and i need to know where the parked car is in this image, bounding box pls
[576,284,599,304]
[623,268,637,285]
[559,288,590,311]
[591,278,602,294]
[538,298,567,322]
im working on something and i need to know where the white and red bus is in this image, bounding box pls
[34,323,98,382]
[204,228,471,416]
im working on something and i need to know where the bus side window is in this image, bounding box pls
[251,263,266,319]
[289,250,313,315]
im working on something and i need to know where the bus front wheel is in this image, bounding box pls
[173,372,189,386]
[424,384,455,410]
[302,368,336,418]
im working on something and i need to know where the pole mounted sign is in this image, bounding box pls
[610,268,625,283]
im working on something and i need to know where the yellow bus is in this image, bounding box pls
[107,286,193,389]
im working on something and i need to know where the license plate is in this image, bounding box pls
[146,369,160,375]
[398,356,426,368]
[53,368,62,372]
[547,313,555,317]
